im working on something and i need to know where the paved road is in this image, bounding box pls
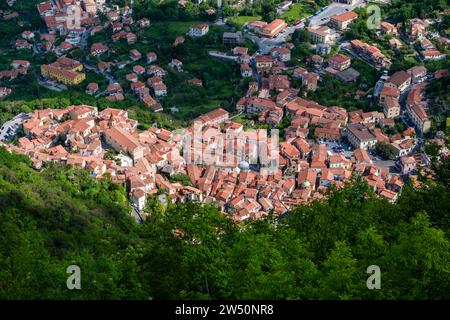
[245,24,303,54]
[214,0,226,25]
[320,139,396,170]
[83,58,117,84]
[244,0,364,54]
[0,113,30,142]
[37,76,66,91]
[131,206,143,223]
[80,28,89,51]
[208,51,239,61]
[309,0,366,27]
[323,140,354,159]
[372,158,396,171]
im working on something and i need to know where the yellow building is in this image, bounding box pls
[40,56,85,85]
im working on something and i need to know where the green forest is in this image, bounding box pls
[0,146,449,299]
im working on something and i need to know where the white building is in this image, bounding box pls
[188,24,209,37]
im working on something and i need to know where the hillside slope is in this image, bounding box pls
[0,147,449,299]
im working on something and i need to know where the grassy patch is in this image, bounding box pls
[307,61,381,112]
[281,2,316,24]
[145,20,203,41]
[227,16,261,29]
[1,19,245,127]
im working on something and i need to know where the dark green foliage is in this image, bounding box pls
[387,0,448,23]
[1,147,450,299]
[134,0,217,22]
[0,147,145,299]
[261,2,277,23]
[168,173,193,186]
[375,142,398,160]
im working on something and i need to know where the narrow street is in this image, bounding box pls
[0,113,30,142]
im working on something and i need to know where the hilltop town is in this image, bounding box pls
[0,0,449,222]
[1,0,450,303]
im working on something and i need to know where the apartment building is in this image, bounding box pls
[329,11,358,30]
[346,123,377,149]
[40,56,86,85]
[103,127,144,161]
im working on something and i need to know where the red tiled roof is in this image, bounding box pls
[330,11,358,22]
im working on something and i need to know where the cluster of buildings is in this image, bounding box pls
[306,10,358,52]
[375,66,436,134]
[407,18,447,61]
[0,1,447,222]
[42,0,142,40]
[235,45,362,118]
[34,0,208,109]
[1,102,423,220]
[349,39,392,69]
[188,23,210,37]
[35,0,159,106]
[37,0,105,35]
[41,56,86,85]
[247,19,288,38]
[377,16,449,61]
[0,60,30,82]
[0,6,19,21]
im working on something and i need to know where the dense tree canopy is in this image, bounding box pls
[0,146,449,299]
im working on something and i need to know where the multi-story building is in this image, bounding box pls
[346,123,377,149]
[246,97,277,114]
[384,71,411,93]
[40,56,86,85]
[407,66,427,84]
[103,127,144,161]
[421,50,446,61]
[260,19,287,38]
[195,108,229,127]
[405,84,431,134]
[90,42,108,56]
[0,87,12,98]
[380,21,397,34]
[350,40,392,68]
[399,156,416,174]
[147,51,157,64]
[328,54,352,71]
[255,55,274,70]
[188,23,209,37]
[315,127,341,141]
[382,96,401,119]
[329,11,358,30]
[308,26,332,44]
[240,63,252,77]
[303,72,319,91]
[270,47,291,62]
[334,0,356,4]
[223,32,243,46]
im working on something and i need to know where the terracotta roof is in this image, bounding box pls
[105,127,140,151]
[388,71,410,87]
[329,53,351,65]
[330,11,358,22]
